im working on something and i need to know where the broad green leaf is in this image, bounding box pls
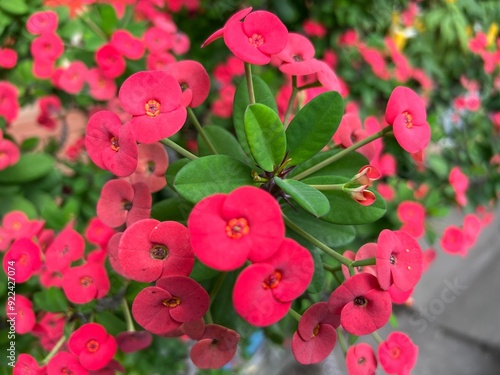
[94,311,127,336]
[0,153,54,184]
[303,176,386,225]
[166,158,190,187]
[275,177,330,217]
[286,91,343,166]
[174,155,258,203]
[33,288,68,313]
[427,154,448,179]
[197,125,248,163]
[348,334,359,345]
[0,195,38,218]
[288,148,368,179]
[151,197,193,223]
[389,312,399,328]
[282,205,355,247]
[233,76,278,158]
[98,4,118,35]
[244,104,286,171]
[0,0,28,14]
[189,259,219,282]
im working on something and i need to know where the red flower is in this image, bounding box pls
[57,61,88,94]
[26,10,59,35]
[165,60,210,108]
[143,26,174,53]
[0,139,20,170]
[97,179,151,228]
[13,353,45,375]
[3,238,41,283]
[0,48,17,69]
[275,33,323,76]
[385,86,430,154]
[188,186,285,271]
[116,330,153,353]
[303,19,326,38]
[45,224,85,271]
[95,44,126,79]
[110,29,145,60]
[68,323,117,371]
[233,238,314,327]
[122,142,169,193]
[132,276,210,335]
[84,217,115,249]
[88,68,117,101]
[0,81,19,123]
[328,273,391,335]
[341,242,378,280]
[291,302,338,365]
[378,331,418,374]
[85,110,138,177]
[376,230,423,291]
[30,32,64,61]
[146,51,176,71]
[203,7,288,65]
[449,166,468,207]
[107,232,127,277]
[397,201,425,239]
[7,294,35,334]
[47,352,87,375]
[62,262,110,304]
[440,225,466,256]
[118,70,187,144]
[333,113,376,161]
[346,343,377,375]
[463,213,481,248]
[118,219,194,282]
[190,324,240,369]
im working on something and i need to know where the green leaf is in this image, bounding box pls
[0,153,54,184]
[287,148,369,179]
[282,205,355,247]
[0,195,38,218]
[233,76,278,158]
[274,177,330,217]
[174,155,258,203]
[94,311,127,336]
[20,137,40,152]
[189,259,219,282]
[427,154,449,179]
[33,288,68,313]
[197,125,248,163]
[348,334,359,345]
[303,176,386,225]
[244,104,286,171]
[166,158,190,188]
[97,4,118,35]
[151,197,193,223]
[389,312,399,328]
[286,91,343,166]
[0,0,28,14]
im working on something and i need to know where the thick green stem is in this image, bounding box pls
[244,63,255,105]
[283,214,351,266]
[188,107,218,155]
[337,328,348,356]
[122,298,135,332]
[284,76,298,128]
[42,322,75,365]
[292,128,392,181]
[297,81,322,91]
[161,138,198,160]
[308,183,344,191]
[323,263,341,273]
[351,257,376,268]
[371,331,384,344]
[289,308,302,322]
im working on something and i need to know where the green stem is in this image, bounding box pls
[161,138,198,160]
[82,15,108,40]
[244,62,255,105]
[188,107,218,155]
[209,272,227,303]
[322,263,341,273]
[284,76,298,128]
[205,309,213,324]
[351,257,376,268]
[337,328,348,356]
[289,308,302,322]
[283,214,351,266]
[297,81,322,91]
[308,183,344,191]
[292,127,392,181]
[371,331,384,344]
[41,322,74,365]
[122,298,135,332]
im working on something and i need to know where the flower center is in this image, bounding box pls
[147,160,156,173]
[390,346,401,359]
[150,244,168,260]
[80,276,93,287]
[390,254,396,265]
[292,55,303,62]
[225,218,250,239]
[262,270,282,289]
[358,357,366,365]
[61,367,74,375]
[248,33,264,47]
[353,296,367,306]
[311,324,320,338]
[402,111,413,128]
[122,200,133,211]
[18,253,28,266]
[180,82,188,91]
[110,136,120,152]
[145,99,161,117]
[12,221,21,230]
[86,339,100,353]
[162,296,181,308]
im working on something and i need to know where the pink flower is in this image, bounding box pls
[30,32,63,61]
[291,302,338,364]
[146,51,177,70]
[188,186,285,271]
[95,44,126,79]
[233,238,314,327]
[275,33,323,76]
[68,323,117,371]
[110,29,145,60]
[7,294,35,334]
[45,224,85,271]
[440,225,466,256]
[118,70,187,144]
[132,275,209,334]
[376,230,423,292]
[385,86,430,154]
[0,48,17,69]
[449,166,468,206]
[378,331,418,374]
[0,81,19,123]
[143,26,174,53]
[85,110,138,177]
[333,113,376,161]
[47,352,87,375]
[57,61,88,94]
[13,354,45,375]
[463,214,481,248]
[397,201,425,239]
[62,262,110,304]
[88,68,117,101]
[116,330,153,353]
[84,217,115,248]
[341,243,378,280]
[3,238,41,283]
[164,60,211,108]
[303,19,326,38]
[468,32,487,54]
[0,139,20,170]
[202,7,288,65]
[26,10,58,35]
[346,343,377,375]
[190,324,240,369]
[328,273,392,336]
